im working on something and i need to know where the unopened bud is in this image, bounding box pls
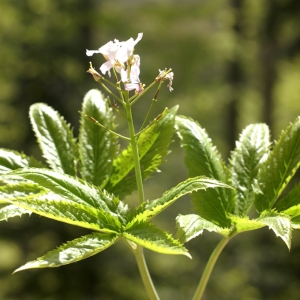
[87,62,101,82]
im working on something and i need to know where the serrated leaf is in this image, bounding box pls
[176,214,228,243]
[30,103,78,175]
[129,177,232,225]
[0,149,45,175]
[79,89,118,187]
[6,168,114,212]
[0,181,46,202]
[0,149,29,175]
[176,116,234,227]
[282,204,300,218]
[123,221,190,257]
[0,204,31,221]
[229,215,265,233]
[8,195,121,233]
[275,184,300,212]
[106,107,177,199]
[230,124,270,216]
[258,211,292,249]
[255,116,300,212]
[14,233,119,272]
[291,214,300,228]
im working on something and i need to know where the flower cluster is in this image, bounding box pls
[87,33,143,93]
[87,33,173,93]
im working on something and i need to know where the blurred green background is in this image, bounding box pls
[1,0,300,299]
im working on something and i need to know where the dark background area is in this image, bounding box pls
[1,0,300,299]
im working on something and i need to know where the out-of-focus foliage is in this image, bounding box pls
[0,0,300,299]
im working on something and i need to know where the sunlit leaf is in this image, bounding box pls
[176,214,228,243]
[106,107,177,199]
[0,181,46,202]
[30,103,78,175]
[79,89,118,187]
[0,149,45,175]
[230,124,270,216]
[6,168,115,212]
[176,116,234,227]
[14,233,119,272]
[8,195,121,233]
[255,116,300,212]
[258,211,292,249]
[129,177,232,225]
[0,204,31,221]
[275,184,300,213]
[229,215,265,233]
[124,221,191,258]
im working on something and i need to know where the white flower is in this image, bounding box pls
[121,55,142,93]
[165,72,174,92]
[86,33,143,77]
[156,69,174,92]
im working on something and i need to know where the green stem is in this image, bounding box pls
[135,246,160,300]
[138,82,163,136]
[192,236,231,300]
[129,80,157,105]
[124,97,145,204]
[123,93,159,300]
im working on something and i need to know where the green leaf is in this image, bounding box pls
[230,124,270,216]
[79,89,118,187]
[255,116,300,212]
[0,149,29,174]
[229,215,265,233]
[0,204,31,221]
[106,107,177,199]
[130,177,232,225]
[14,233,119,272]
[282,204,300,219]
[291,215,300,228]
[7,168,115,212]
[275,184,300,212]
[8,195,121,233]
[0,181,46,204]
[30,103,78,175]
[176,116,234,227]
[123,221,191,258]
[258,211,292,249]
[176,214,228,243]
[0,149,45,175]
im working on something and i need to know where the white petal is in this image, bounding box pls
[86,49,101,56]
[100,61,113,76]
[124,83,140,91]
[134,33,143,45]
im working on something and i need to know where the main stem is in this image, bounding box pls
[124,99,145,204]
[124,97,159,300]
[192,236,231,300]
